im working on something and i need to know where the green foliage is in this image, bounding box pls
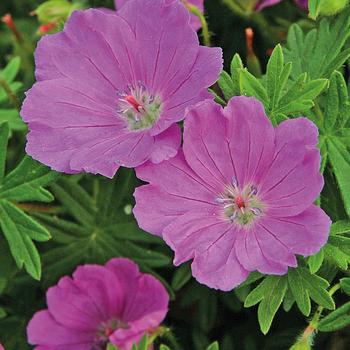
[308,221,350,272]
[0,123,57,279]
[217,45,327,124]
[244,266,336,333]
[244,275,288,334]
[284,9,350,80]
[318,301,350,332]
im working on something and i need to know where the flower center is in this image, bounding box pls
[116,81,162,131]
[93,318,129,349]
[216,177,264,226]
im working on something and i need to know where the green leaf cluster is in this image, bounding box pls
[218,45,327,124]
[0,123,57,280]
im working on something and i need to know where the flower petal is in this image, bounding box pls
[223,96,275,188]
[191,225,249,291]
[260,205,331,256]
[149,124,181,164]
[27,310,93,348]
[183,100,234,191]
[163,211,229,265]
[157,46,222,135]
[72,264,124,320]
[136,150,217,203]
[46,276,103,332]
[260,118,323,217]
[133,181,213,238]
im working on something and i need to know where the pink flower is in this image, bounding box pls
[134,97,331,291]
[0,343,4,350]
[27,258,169,350]
[21,0,222,178]
[114,0,204,31]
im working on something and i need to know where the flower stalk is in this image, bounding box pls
[182,0,211,46]
[290,283,341,350]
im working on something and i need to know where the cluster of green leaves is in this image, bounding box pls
[0,122,57,280]
[218,45,328,125]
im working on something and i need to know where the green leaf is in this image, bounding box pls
[308,0,323,19]
[318,301,350,332]
[171,263,191,291]
[327,138,350,217]
[288,267,335,312]
[137,334,148,350]
[244,275,288,334]
[0,122,9,181]
[288,268,311,316]
[0,156,58,202]
[0,200,45,280]
[0,57,21,83]
[239,69,269,107]
[308,249,324,274]
[0,307,6,319]
[207,342,220,350]
[0,109,26,132]
[275,76,327,116]
[324,71,350,131]
[218,70,235,100]
[50,179,96,226]
[230,53,244,95]
[159,346,171,350]
[284,10,350,80]
[340,277,350,295]
[266,45,288,110]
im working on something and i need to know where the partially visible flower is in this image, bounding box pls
[0,342,4,350]
[114,0,204,31]
[134,97,331,291]
[255,0,308,11]
[21,0,222,178]
[27,258,169,350]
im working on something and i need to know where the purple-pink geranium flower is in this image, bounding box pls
[21,0,222,178]
[27,258,169,350]
[0,342,4,350]
[255,0,308,11]
[134,97,331,291]
[114,0,204,31]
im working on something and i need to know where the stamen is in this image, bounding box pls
[231,177,238,188]
[249,185,258,196]
[251,207,262,216]
[230,211,237,222]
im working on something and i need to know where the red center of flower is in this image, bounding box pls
[125,95,144,112]
[235,195,245,209]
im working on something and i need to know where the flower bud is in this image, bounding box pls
[32,0,82,24]
[309,0,349,19]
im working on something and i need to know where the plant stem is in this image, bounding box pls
[296,283,341,346]
[0,75,21,112]
[182,1,211,46]
[163,330,183,350]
